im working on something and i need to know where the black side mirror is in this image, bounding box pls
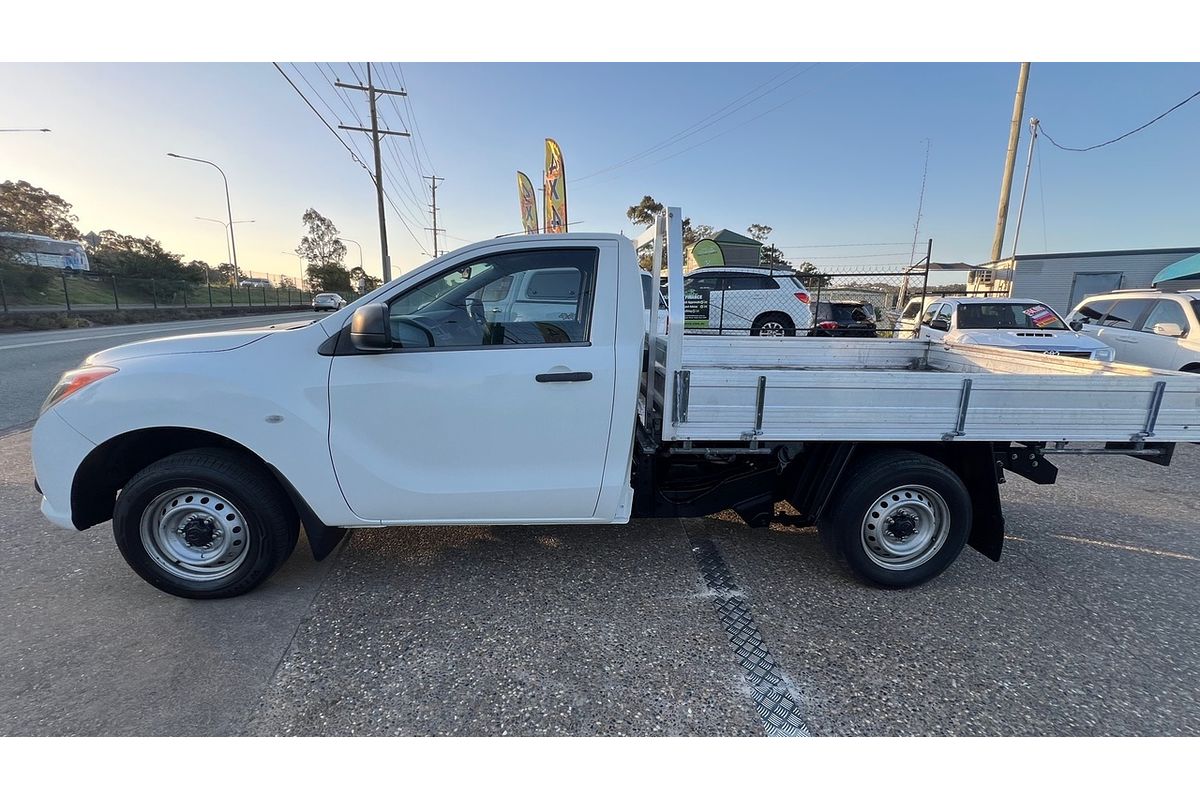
[350,303,392,351]
[930,318,950,332]
[1069,320,1084,331]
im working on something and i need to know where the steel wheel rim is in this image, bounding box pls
[139,487,250,582]
[860,484,949,570]
[758,320,787,336]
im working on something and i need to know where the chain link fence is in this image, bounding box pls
[0,263,325,314]
[679,262,936,338]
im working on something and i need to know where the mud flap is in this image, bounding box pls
[266,464,348,561]
[952,442,1006,562]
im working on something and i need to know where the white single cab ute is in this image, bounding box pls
[31,207,1200,599]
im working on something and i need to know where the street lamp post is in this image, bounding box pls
[168,153,240,281]
[282,251,305,293]
[196,217,254,267]
[341,237,365,293]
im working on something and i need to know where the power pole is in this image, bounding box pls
[336,63,409,282]
[424,175,445,256]
[989,62,1031,264]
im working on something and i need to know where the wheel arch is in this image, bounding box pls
[70,426,344,561]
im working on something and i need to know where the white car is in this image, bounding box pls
[682,266,813,336]
[1067,289,1200,373]
[312,293,347,311]
[917,297,1114,361]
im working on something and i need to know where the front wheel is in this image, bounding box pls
[112,448,299,599]
[751,312,795,337]
[818,450,971,588]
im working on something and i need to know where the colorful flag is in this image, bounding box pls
[544,138,567,233]
[517,171,539,234]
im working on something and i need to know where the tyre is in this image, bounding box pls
[818,450,971,588]
[751,312,795,337]
[112,448,300,599]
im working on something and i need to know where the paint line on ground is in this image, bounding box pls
[1050,533,1199,562]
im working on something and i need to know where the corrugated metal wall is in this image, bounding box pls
[1010,250,1200,314]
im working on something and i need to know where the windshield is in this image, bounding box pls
[957,302,1068,331]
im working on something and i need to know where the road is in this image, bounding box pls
[1,424,1196,735]
[0,311,321,430]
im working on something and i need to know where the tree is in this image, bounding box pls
[349,266,381,293]
[215,262,238,285]
[86,230,193,282]
[746,223,773,243]
[306,263,352,292]
[626,195,708,268]
[297,208,347,269]
[0,180,81,240]
[795,260,832,289]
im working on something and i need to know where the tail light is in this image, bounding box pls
[795,291,810,304]
[818,320,839,330]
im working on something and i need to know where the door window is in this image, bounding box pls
[725,274,778,291]
[920,303,942,326]
[1069,298,1116,326]
[933,304,953,327]
[1099,299,1152,330]
[1140,299,1190,336]
[386,248,597,348]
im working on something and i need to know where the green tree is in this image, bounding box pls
[87,230,194,282]
[307,263,352,292]
[349,266,381,293]
[215,262,238,285]
[626,195,707,269]
[297,208,347,269]
[0,180,81,240]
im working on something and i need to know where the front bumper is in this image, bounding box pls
[31,409,96,530]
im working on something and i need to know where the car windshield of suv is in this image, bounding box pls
[957,302,1067,330]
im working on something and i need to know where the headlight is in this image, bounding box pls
[1091,348,1115,362]
[40,366,118,414]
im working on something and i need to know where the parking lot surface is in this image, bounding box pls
[2,429,1196,736]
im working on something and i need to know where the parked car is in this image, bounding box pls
[239,277,272,289]
[312,292,347,311]
[896,296,942,339]
[1067,289,1200,372]
[917,297,1114,361]
[811,300,878,338]
[682,266,813,336]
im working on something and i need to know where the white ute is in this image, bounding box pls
[32,207,1200,598]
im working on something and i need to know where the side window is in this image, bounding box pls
[920,303,940,325]
[685,275,722,292]
[386,248,597,349]
[1070,298,1115,326]
[1100,299,1152,330]
[1140,299,1190,337]
[725,275,778,291]
[901,300,922,321]
[640,273,652,311]
[934,304,953,326]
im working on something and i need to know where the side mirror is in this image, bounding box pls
[1069,319,1084,332]
[1153,322,1185,337]
[929,318,950,332]
[350,303,392,351]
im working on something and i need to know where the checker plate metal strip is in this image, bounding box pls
[690,535,811,737]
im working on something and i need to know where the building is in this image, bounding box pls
[967,247,1200,314]
[685,229,763,271]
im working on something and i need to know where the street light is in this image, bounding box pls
[341,238,364,271]
[282,251,304,290]
[196,217,255,266]
[168,152,240,281]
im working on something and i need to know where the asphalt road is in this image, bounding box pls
[0,311,322,430]
[2,425,1196,736]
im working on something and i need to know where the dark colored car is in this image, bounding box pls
[810,301,878,337]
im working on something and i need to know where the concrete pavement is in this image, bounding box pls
[2,425,1196,736]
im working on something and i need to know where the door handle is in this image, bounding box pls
[536,371,592,383]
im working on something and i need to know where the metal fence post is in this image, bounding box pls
[151,278,158,309]
[182,282,189,309]
[262,285,267,306]
[228,282,234,307]
[246,286,252,307]
[112,275,120,310]
[207,271,213,308]
[1,274,8,313]
[62,271,72,312]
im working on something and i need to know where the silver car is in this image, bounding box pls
[312,292,347,312]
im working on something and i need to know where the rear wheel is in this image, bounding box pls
[112,448,299,599]
[751,312,795,337]
[818,450,971,588]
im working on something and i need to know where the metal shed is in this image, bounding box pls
[968,247,1200,315]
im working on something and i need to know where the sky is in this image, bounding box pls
[2,61,1198,285]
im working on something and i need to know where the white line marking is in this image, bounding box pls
[1049,534,1199,562]
[0,315,316,351]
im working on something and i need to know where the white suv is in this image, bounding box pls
[682,266,813,336]
[1067,289,1200,373]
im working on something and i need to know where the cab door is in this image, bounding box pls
[326,242,618,523]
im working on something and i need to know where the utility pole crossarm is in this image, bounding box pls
[334,81,407,98]
[338,125,410,137]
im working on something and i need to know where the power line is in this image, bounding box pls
[780,241,910,248]
[392,63,437,174]
[1040,87,1200,152]
[576,63,819,183]
[272,62,372,177]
